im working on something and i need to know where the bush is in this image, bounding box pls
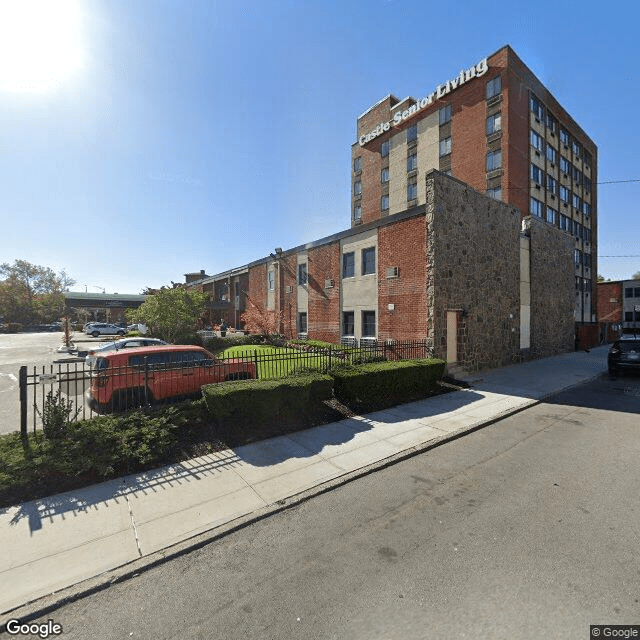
[331,358,446,411]
[202,373,334,444]
[204,334,265,352]
[38,389,79,441]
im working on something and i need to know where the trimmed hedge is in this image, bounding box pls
[202,373,334,445]
[331,358,446,411]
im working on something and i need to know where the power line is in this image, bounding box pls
[599,255,640,258]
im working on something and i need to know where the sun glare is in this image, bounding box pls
[0,0,85,92]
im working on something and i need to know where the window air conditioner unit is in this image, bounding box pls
[285,285,293,294]
[324,279,334,289]
[386,266,399,278]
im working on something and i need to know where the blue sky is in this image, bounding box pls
[1,0,638,294]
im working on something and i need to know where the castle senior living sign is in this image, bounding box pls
[358,57,489,146]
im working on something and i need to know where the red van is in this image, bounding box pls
[86,345,256,412]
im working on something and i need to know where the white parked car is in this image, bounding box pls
[84,323,127,337]
[84,337,168,366]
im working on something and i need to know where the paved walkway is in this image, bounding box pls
[0,346,609,620]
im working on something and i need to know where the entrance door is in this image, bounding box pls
[446,311,457,364]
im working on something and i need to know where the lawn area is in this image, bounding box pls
[215,344,332,380]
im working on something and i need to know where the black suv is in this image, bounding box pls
[608,335,640,376]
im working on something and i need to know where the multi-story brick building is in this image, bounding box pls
[187,46,595,372]
[597,279,640,333]
[352,45,597,323]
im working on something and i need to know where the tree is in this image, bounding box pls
[126,287,208,343]
[240,298,283,340]
[0,260,75,324]
[632,271,640,281]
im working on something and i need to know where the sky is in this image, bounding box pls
[1,0,639,294]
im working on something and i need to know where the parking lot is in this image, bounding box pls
[0,331,114,435]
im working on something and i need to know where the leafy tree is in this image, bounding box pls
[632,271,640,281]
[240,298,283,340]
[126,287,208,343]
[0,260,75,324]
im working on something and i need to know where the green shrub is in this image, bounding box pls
[331,358,446,411]
[38,389,79,441]
[202,373,334,444]
[204,334,264,352]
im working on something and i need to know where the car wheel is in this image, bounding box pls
[91,331,100,337]
[117,330,125,336]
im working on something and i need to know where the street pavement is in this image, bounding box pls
[0,346,609,622]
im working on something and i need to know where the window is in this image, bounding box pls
[546,205,558,225]
[381,140,390,157]
[381,194,389,211]
[560,127,570,147]
[407,153,417,171]
[381,167,389,183]
[546,144,557,164]
[547,112,557,134]
[625,311,633,322]
[486,112,501,135]
[560,214,569,231]
[353,204,361,221]
[342,311,354,336]
[575,249,583,266]
[572,140,582,158]
[530,130,544,152]
[582,201,591,217]
[407,124,417,142]
[487,149,502,171]
[530,163,543,184]
[584,253,591,268]
[362,311,376,337]
[584,176,592,192]
[530,197,544,218]
[635,288,640,298]
[573,166,583,185]
[583,151,592,169]
[342,252,355,278]
[353,180,361,196]
[362,247,376,275]
[584,227,591,242]
[573,193,582,211]
[439,104,452,125]
[625,288,634,298]
[486,186,502,200]
[407,180,418,201]
[298,312,307,335]
[297,263,307,285]
[560,156,570,174]
[439,136,452,157]
[267,271,275,291]
[353,156,362,172]
[486,75,501,99]
[530,94,544,120]
[547,175,558,195]
[559,185,570,203]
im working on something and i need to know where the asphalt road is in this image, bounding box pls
[0,332,111,435]
[19,374,640,640]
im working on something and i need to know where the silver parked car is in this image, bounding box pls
[84,337,168,366]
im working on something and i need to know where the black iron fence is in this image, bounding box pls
[18,340,432,438]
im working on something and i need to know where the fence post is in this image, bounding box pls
[19,366,28,444]
[253,350,259,379]
[144,356,149,405]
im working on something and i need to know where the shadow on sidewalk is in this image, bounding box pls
[234,388,484,467]
[5,447,244,533]
[4,388,484,533]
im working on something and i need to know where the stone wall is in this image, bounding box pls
[527,215,576,357]
[426,171,521,371]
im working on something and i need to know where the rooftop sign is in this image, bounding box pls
[358,57,489,147]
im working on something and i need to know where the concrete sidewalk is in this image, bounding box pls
[0,346,609,620]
